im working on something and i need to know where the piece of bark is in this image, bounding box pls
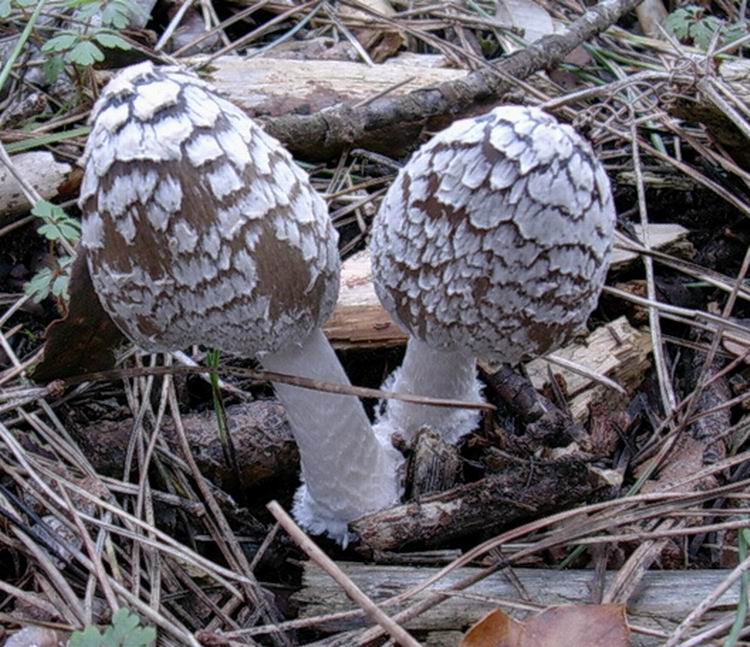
[635,0,667,39]
[259,0,644,160]
[406,428,462,499]
[3,627,66,647]
[0,152,71,224]
[351,457,607,552]
[293,563,740,645]
[482,365,587,453]
[74,401,298,491]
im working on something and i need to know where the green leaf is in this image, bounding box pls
[43,54,65,84]
[665,7,691,40]
[101,0,131,29]
[722,23,748,46]
[16,0,37,7]
[57,222,81,242]
[75,2,101,19]
[104,609,140,644]
[68,625,104,647]
[0,0,11,18]
[65,40,104,67]
[93,32,131,51]
[123,626,156,647]
[37,223,61,240]
[31,200,57,220]
[51,274,69,298]
[25,269,52,303]
[42,32,79,53]
[691,16,721,49]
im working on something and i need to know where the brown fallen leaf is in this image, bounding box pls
[461,604,629,647]
[461,609,524,647]
[31,248,125,383]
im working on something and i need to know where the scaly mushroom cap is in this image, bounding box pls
[79,62,339,356]
[371,106,616,365]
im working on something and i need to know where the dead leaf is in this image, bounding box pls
[461,604,629,647]
[495,0,554,50]
[525,604,629,646]
[461,609,524,647]
[31,248,125,383]
[4,626,65,647]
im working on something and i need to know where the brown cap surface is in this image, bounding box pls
[371,106,615,364]
[79,63,339,356]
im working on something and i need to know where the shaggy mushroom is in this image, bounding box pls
[371,105,616,444]
[80,62,402,543]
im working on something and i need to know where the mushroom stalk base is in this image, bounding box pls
[261,328,403,545]
[378,337,483,445]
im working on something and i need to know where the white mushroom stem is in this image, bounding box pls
[380,336,484,445]
[260,328,403,544]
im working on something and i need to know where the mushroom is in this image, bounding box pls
[370,105,616,444]
[79,62,402,543]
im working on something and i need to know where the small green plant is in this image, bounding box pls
[0,0,37,18]
[665,5,747,50]
[25,200,81,304]
[68,608,156,647]
[40,0,136,82]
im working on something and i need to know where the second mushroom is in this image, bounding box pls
[370,105,616,444]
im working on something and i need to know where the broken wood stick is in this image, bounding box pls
[259,0,646,160]
[351,458,612,552]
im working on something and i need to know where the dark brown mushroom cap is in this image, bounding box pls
[79,63,339,357]
[371,106,615,364]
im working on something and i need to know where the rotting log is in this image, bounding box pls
[351,458,612,552]
[292,563,740,646]
[75,401,298,491]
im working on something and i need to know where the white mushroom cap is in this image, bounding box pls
[79,62,339,356]
[371,105,616,365]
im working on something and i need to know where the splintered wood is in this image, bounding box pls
[524,317,651,423]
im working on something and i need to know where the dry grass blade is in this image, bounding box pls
[268,501,422,647]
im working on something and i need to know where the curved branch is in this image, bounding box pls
[263,0,645,160]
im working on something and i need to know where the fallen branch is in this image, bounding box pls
[262,0,647,160]
[351,458,612,552]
